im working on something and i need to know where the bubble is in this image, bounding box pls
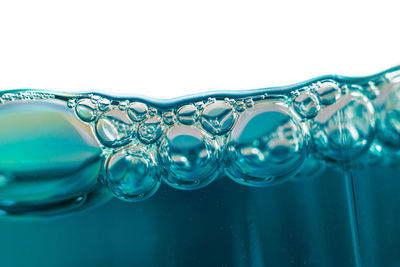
[225,101,306,187]
[235,101,246,112]
[245,98,254,108]
[225,101,306,186]
[138,116,163,144]
[96,109,134,147]
[293,91,320,119]
[200,101,236,135]
[177,104,198,125]
[105,146,160,202]
[67,99,76,108]
[315,81,340,105]
[148,107,158,116]
[195,101,205,111]
[311,92,375,161]
[158,125,219,189]
[75,98,98,122]
[118,100,129,110]
[374,82,400,149]
[163,111,175,125]
[98,98,111,111]
[90,94,101,104]
[127,102,148,122]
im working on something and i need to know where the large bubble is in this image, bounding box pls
[374,82,400,149]
[158,125,220,190]
[225,101,306,186]
[311,92,375,162]
[105,146,160,202]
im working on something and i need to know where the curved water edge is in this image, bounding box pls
[0,65,399,216]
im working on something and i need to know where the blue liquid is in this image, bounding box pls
[0,66,400,266]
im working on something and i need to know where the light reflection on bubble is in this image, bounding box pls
[311,92,375,162]
[158,125,220,190]
[225,101,306,187]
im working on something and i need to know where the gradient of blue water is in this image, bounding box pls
[0,166,394,266]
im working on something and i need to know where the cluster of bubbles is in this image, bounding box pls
[66,73,400,202]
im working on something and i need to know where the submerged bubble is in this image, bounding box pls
[95,109,134,147]
[158,125,219,189]
[177,104,198,125]
[293,91,320,119]
[200,101,236,135]
[138,116,163,144]
[311,92,375,161]
[75,98,98,122]
[315,81,340,105]
[225,101,306,187]
[127,102,148,122]
[105,146,160,202]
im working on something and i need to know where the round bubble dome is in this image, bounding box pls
[225,100,307,187]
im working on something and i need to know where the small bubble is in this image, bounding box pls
[208,97,217,103]
[118,100,130,110]
[195,101,205,111]
[315,80,340,105]
[235,101,246,112]
[67,98,76,108]
[127,102,148,122]
[148,107,158,116]
[177,104,198,125]
[245,98,254,108]
[98,98,111,111]
[138,116,163,144]
[90,95,101,104]
[200,101,236,135]
[75,98,98,122]
[163,111,175,125]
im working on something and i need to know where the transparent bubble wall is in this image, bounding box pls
[1,67,400,266]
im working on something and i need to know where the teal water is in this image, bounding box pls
[0,66,400,266]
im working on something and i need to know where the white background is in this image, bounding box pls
[0,0,399,99]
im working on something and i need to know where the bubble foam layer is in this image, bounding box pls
[1,66,400,216]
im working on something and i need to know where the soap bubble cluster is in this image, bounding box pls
[65,73,400,201]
